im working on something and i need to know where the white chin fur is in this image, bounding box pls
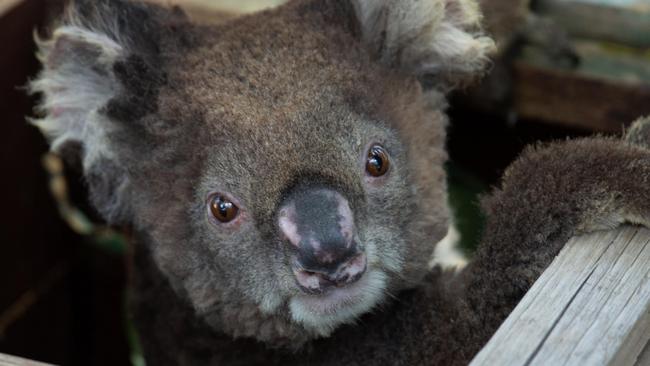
[289,269,387,337]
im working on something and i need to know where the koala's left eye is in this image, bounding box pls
[209,194,239,223]
[366,145,390,177]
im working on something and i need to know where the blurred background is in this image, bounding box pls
[1,0,648,364]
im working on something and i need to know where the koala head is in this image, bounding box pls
[30,0,493,348]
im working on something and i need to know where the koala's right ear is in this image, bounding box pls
[29,0,185,223]
[351,0,496,91]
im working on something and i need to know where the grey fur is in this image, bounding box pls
[352,0,496,90]
[29,0,650,364]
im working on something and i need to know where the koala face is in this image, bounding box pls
[143,18,449,342]
[31,0,492,347]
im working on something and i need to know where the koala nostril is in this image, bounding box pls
[335,273,350,286]
[293,269,332,294]
[338,253,366,284]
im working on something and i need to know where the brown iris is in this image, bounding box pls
[210,195,239,223]
[366,145,390,177]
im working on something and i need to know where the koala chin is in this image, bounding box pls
[289,269,389,336]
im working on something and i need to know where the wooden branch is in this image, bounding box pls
[470,226,650,366]
[0,353,54,366]
[0,0,24,17]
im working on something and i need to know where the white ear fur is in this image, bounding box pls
[28,2,137,224]
[352,0,496,90]
[30,25,123,166]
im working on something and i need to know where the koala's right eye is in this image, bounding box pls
[366,145,390,177]
[209,194,239,223]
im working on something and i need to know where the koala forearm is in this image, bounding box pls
[461,136,650,341]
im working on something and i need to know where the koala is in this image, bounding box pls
[29,0,650,365]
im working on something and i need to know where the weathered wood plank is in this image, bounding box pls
[0,353,54,366]
[636,341,650,366]
[470,226,650,366]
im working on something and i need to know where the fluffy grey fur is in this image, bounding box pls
[352,0,495,90]
[29,0,650,364]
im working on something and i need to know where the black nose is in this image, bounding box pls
[277,188,367,293]
[297,231,360,269]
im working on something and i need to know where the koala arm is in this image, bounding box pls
[278,121,650,366]
[457,117,650,354]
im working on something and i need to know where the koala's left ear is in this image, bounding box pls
[29,0,187,223]
[351,0,496,90]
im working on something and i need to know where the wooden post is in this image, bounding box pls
[470,226,650,365]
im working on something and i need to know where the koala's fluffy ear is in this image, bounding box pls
[351,0,496,90]
[29,0,183,223]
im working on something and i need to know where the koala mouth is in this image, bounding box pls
[288,268,387,335]
[291,252,368,295]
[294,265,370,310]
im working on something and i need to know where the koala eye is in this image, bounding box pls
[209,194,239,223]
[366,145,390,177]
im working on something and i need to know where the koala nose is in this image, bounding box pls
[278,188,367,294]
